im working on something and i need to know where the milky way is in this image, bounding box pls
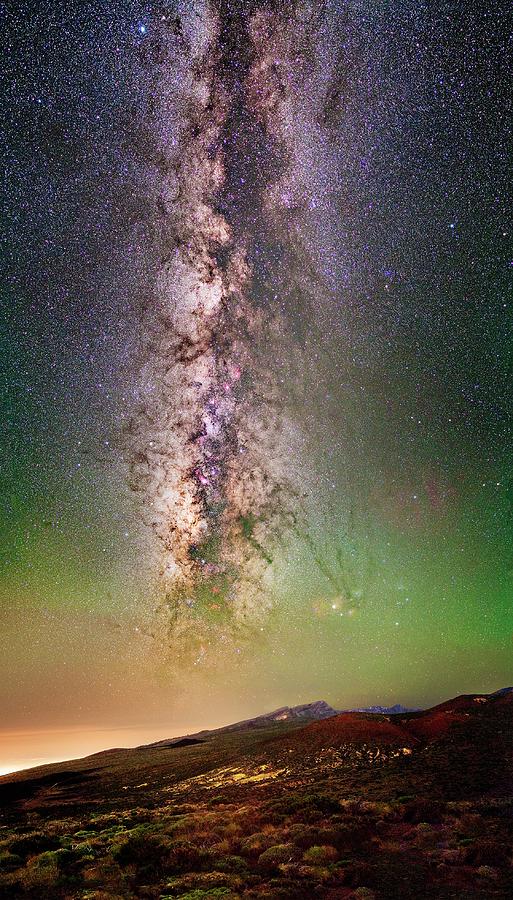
[125,3,327,664]
[98,0,513,668]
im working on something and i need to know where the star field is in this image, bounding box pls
[1,0,512,756]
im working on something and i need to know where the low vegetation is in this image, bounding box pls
[0,694,512,897]
[1,787,512,897]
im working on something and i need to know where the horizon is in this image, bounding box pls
[2,682,511,778]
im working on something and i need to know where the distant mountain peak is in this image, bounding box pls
[491,686,513,697]
[228,700,338,728]
[268,700,337,721]
[349,703,422,715]
[146,700,338,749]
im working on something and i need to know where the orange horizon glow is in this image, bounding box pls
[0,721,211,778]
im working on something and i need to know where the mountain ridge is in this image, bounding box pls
[2,688,512,779]
[145,689,513,751]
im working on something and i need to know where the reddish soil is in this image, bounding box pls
[285,712,417,749]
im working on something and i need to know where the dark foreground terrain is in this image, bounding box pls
[1,690,513,899]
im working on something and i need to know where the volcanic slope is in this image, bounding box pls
[0,690,512,898]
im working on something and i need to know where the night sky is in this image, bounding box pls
[1,0,512,773]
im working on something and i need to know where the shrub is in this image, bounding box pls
[15,857,62,894]
[302,845,338,865]
[477,865,499,879]
[33,848,73,870]
[167,840,214,873]
[0,851,23,871]
[287,824,322,850]
[222,822,240,837]
[112,831,166,875]
[437,849,463,865]
[262,875,317,898]
[72,840,95,858]
[213,854,249,875]
[266,793,340,822]
[100,825,128,837]
[10,832,61,857]
[415,823,439,848]
[190,830,224,848]
[240,831,279,856]
[161,869,243,896]
[465,839,510,867]
[403,799,445,824]
[332,819,375,850]
[257,844,298,872]
[80,857,124,891]
[163,890,236,899]
[341,860,372,888]
[455,813,486,837]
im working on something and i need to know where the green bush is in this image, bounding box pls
[269,793,340,820]
[213,854,249,875]
[72,840,95,858]
[302,844,338,865]
[240,832,279,855]
[100,824,128,837]
[112,831,166,874]
[257,843,298,872]
[33,848,73,870]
